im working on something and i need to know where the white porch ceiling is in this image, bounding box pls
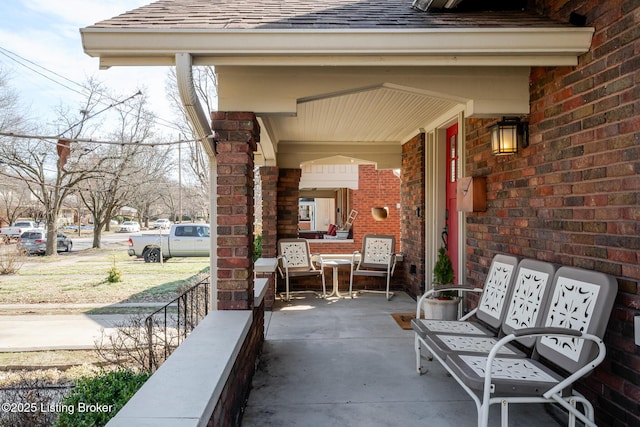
[258,84,460,169]
[271,85,458,144]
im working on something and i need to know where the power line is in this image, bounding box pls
[0,131,211,147]
[0,46,88,92]
[0,48,88,98]
[0,168,196,195]
[57,90,143,137]
[0,46,189,133]
[0,168,113,194]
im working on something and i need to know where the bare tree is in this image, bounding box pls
[126,151,173,228]
[0,78,138,255]
[77,92,172,247]
[0,66,27,133]
[0,174,33,225]
[165,66,214,197]
[0,67,35,227]
[0,133,101,255]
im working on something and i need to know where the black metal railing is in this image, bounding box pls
[144,277,210,371]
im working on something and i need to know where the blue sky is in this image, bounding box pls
[0,0,174,131]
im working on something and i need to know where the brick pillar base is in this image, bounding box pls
[212,111,259,310]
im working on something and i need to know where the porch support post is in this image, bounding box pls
[259,166,278,258]
[258,166,278,309]
[277,168,301,240]
[211,111,259,310]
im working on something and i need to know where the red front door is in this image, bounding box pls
[445,123,459,283]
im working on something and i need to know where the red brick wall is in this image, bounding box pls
[308,241,357,253]
[353,165,401,250]
[401,133,426,298]
[274,165,401,294]
[466,2,639,425]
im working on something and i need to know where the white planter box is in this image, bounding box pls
[422,298,460,320]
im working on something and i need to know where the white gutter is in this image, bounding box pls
[82,27,595,68]
[175,53,218,311]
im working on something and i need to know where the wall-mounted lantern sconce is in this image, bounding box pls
[489,117,529,155]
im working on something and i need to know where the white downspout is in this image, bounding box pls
[175,52,218,311]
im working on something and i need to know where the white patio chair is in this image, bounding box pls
[419,259,557,369]
[349,234,396,300]
[413,254,519,374]
[277,238,326,301]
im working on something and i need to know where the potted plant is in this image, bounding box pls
[423,246,460,320]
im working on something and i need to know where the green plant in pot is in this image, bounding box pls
[423,246,460,320]
[432,246,457,298]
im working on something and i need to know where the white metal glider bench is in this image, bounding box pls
[414,258,557,374]
[425,265,618,427]
[277,238,326,301]
[413,254,519,372]
[349,234,397,300]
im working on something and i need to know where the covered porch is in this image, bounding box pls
[105,289,566,426]
[242,292,562,426]
[81,1,639,426]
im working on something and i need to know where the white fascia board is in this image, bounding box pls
[81,27,594,68]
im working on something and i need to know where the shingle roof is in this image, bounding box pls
[88,0,569,30]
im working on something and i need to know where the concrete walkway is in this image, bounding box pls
[0,313,129,351]
[242,292,563,427]
[0,303,167,352]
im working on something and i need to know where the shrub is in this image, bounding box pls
[433,246,457,299]
[106,257,122,283]
[0,370,70,427]
[0,244,26,275]
[55,369,149,427]
[253,234,262,261]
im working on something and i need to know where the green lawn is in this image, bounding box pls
[0,249,210,305]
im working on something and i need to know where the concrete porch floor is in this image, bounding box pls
[242,292,564,427]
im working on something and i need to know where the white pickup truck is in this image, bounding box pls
[0,221,42,242]
[127,223,210,262]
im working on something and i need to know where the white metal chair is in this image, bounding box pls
[277,238,326,301]
[413,254,519,374]
[349,234,396,300]
[416,258,556,373]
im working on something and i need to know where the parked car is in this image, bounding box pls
[152,218,172,229]
[18,230,73,255]
[117,221,140,233]
[128,223,210,262]
[0,220,43,242]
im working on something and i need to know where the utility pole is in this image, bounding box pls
[178,137,183,223]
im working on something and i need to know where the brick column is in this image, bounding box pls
[259,166,278,258]
[211,112,259,310]
[401,133,426,299]
[258,166,278,310]
[277,169,301,239]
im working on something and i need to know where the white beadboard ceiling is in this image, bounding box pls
[263,85,459,146]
